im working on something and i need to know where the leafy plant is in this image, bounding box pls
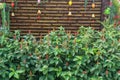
[0,20,120,80]
[9,68,24,79]
[104,0,120,25]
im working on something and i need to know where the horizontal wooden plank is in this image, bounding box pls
[6,0,102,37]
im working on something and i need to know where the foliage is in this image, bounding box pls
[0,3,4,9]
[0,20,120,80]
[104,0,120,24]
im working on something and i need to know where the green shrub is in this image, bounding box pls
[0,19,120,80]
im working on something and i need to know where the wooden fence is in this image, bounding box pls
[5,0,109,37]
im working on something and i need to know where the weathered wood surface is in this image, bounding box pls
[6,0,105,37]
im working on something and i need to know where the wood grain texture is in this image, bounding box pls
[5,0,104,37]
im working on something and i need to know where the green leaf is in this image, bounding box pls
[9,68,15,72]
[14,73,19,79]
[39,76,44,80]
[74,56,83,61]
[70,76,77,80]
[16,70,25,73]
[48,74,54,80]
[9,72,14,78]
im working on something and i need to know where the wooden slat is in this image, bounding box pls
[5,0,102,37]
